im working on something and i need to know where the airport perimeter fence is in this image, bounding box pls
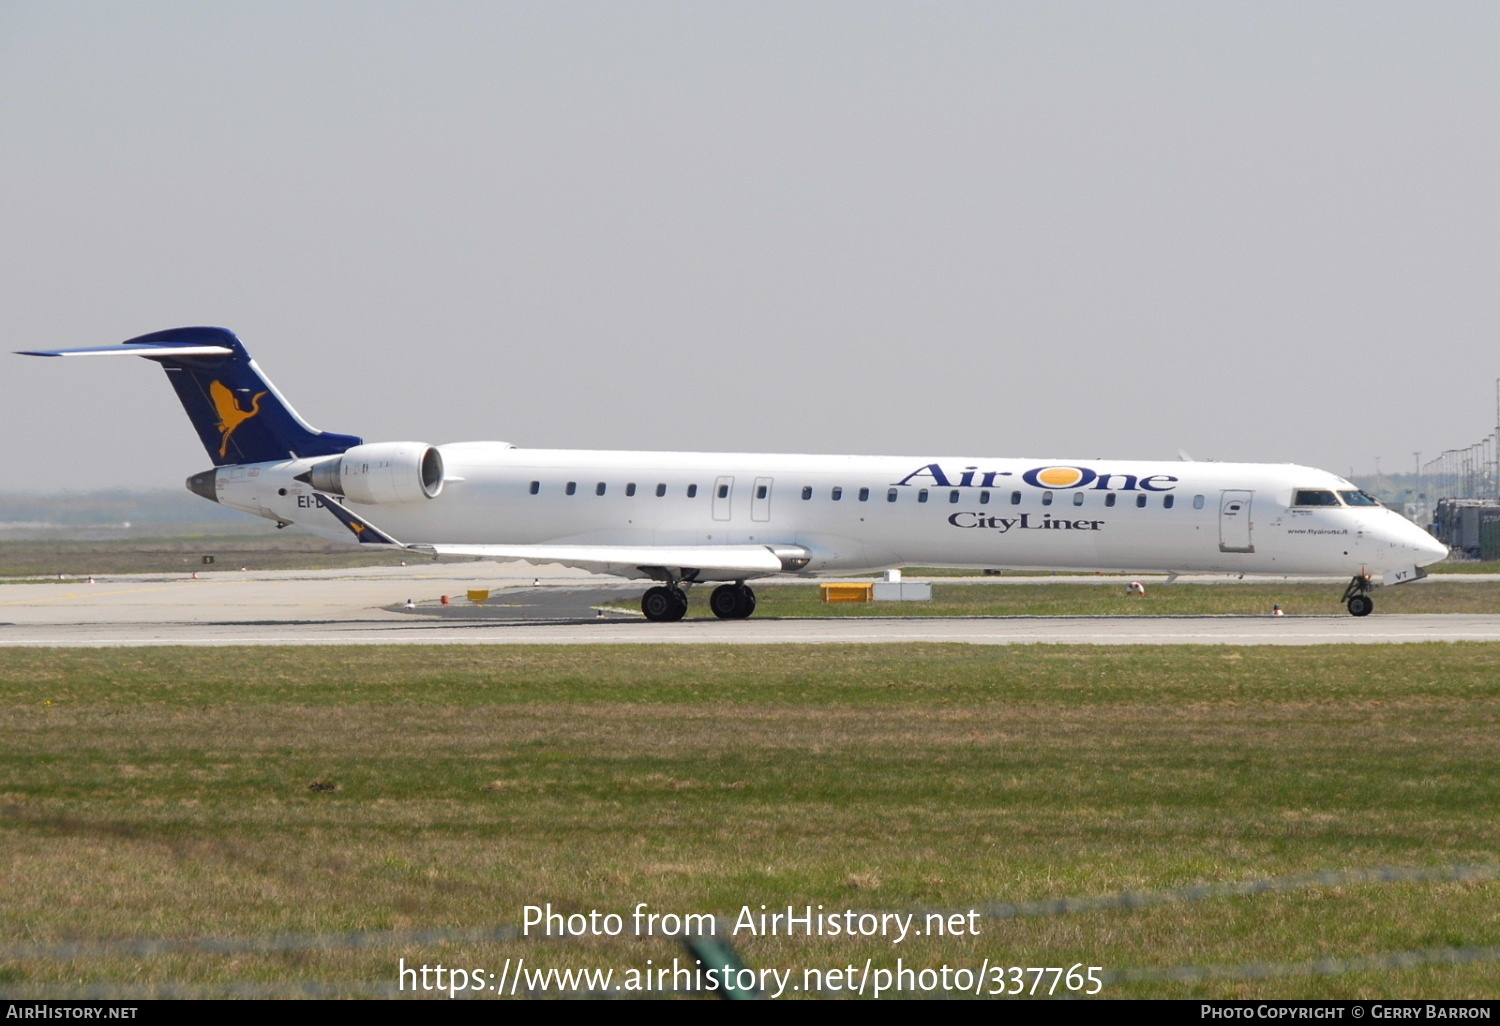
[3,863,1497,1000]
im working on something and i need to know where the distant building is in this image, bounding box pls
[1431,498,1500,560]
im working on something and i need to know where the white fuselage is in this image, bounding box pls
[214,443,1447,582]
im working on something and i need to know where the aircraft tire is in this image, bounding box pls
[1347,595,1374,617]
[736,584,757,618]
[709,584,757,619]
[642,587,683,622]
[709,585,742,619]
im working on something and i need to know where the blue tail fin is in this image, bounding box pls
[127,327,363,465]
[23,327,363,466]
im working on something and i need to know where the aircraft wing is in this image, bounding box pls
[313,494,810,574]
[410,542,808,574]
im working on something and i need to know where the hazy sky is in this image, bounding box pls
[3,2,1495,492]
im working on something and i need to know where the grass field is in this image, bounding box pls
[1430,560,1500,574]
[1,644,1497,999]
[845,560,1496,577]
[837,559,1497,578]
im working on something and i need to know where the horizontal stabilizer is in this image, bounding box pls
[17,345,235,358]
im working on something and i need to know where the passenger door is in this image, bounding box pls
[1219,490,1254,553]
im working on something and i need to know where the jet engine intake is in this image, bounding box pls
[305,442,444,504]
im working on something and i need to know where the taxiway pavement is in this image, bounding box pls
[0,563,1496,647]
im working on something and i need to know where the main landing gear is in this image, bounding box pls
[641,585,690,623]
[639,582,758,622]
[709,583,757,620]
[1341,573,1374,617]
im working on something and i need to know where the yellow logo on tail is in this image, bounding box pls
[210,380,268,458]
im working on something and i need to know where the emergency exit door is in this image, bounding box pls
[751,477,773,522]
[712,476,734,521]
[1219,490,1254,553]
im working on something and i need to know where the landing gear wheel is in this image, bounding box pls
[709,585,740,619]
[1341,572,1375,618]
[710,583,758,619]
[642,586,688,622]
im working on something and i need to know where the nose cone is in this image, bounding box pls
[1413,527,1448,567]
[1371,511,1448,570]
[1386,512,1447,567]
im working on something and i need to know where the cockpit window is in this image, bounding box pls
[1293,490,1341,507]
[1338,490,1380,507]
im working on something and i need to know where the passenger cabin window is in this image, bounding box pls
[1105,493,1116,508]
[802,486,813,500]
[887,488,898,502]
[626,483,637,496]
[1339,490,1380,507]
[1193,494,1205,509]
[831,487,843,501]
[1294,490,1341,507]
[1072,492,1085,506]
[858,487,869,501]
[1010,491,1022,505]
[1041,491,1053,506]
[529,481,539,495]
[717,483,729,499]
[596,482,606,496]
[757,485,768,499]
[655,483,666,497]
[949,490,960,503]
[565,481,577,496]
[1135,494,1147,508]
[979,490,990,504]
[1163,494,1174,509]
[918,489,929,503]
[687,484,698,498]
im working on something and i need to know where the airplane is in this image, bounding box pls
[19,326,1448,620]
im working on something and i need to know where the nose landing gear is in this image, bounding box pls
[1341,573,1374,617]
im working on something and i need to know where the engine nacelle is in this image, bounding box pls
[307,442,444,505]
